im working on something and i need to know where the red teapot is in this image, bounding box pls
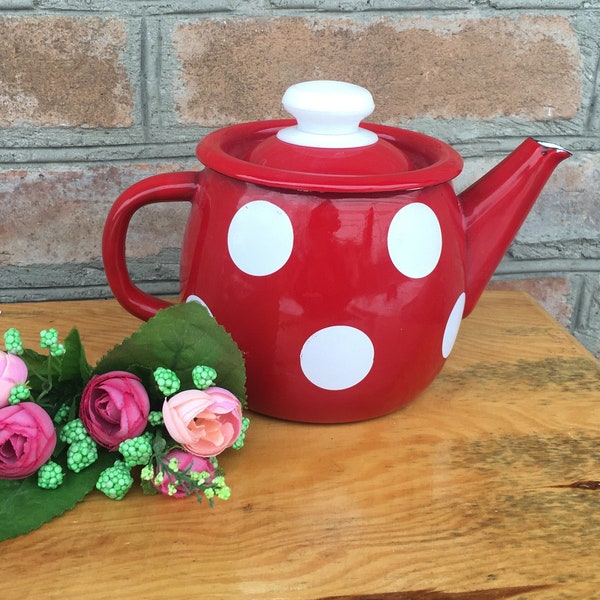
[103,80,570,423]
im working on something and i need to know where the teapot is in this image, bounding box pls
[102,80,570,423]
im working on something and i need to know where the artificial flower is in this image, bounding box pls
[0,350,28,408]
[79,371,150,451]
[162,387,242,457]
[0,303,247,542]
[0,402,56,479]
[152,448,215,498]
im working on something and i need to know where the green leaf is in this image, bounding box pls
[0,451,114,542]
[59,328,92,383]
[93,303,246,409]
[140,479,159,496]
[21,347,56,393]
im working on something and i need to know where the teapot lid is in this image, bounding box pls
[196,81,463,192]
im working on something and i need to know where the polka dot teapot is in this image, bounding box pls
[103,81,570,423]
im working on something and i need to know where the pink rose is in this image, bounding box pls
[0,350,28,409]
[0,402,56,479]
[153,448,215,498]
[162,387,242,457]
[79,371,150,450]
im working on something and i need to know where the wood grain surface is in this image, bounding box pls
[0,291,599,600]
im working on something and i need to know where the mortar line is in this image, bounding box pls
[140,16,150,143]
[571,275,591,331]
[584,44,600,132]
[496,258,600,274]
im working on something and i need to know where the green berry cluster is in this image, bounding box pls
[148,410,163,426]
[39,328,58,348]
[96,460,134,500]
[153,367,181,396]
[232,416,251,450]
[3,327,23,355]
[60,418,90,444]
[39,328,65,357]
[192,365,217,390]
[67,438,98,473]
[119,436,153,468]
[96,432,158,500]
[37,461,64,490]
[59,419,98,473]
[53,403,70,425]
[8,384,31,405]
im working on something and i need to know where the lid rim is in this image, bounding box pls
[196,120,463,193]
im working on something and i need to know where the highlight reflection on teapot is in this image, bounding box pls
[103,80,571,423]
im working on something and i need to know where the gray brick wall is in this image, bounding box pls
[0,0,598,357]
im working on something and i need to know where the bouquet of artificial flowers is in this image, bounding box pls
[0,302,248,541]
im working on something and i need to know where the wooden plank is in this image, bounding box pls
[0,291,599,599]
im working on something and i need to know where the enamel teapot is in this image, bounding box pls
[102,80,570,423]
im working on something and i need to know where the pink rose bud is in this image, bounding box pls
[0,402,56,479]
[0,350,28,409]
[79,371,150,450]
[162,387,242,457]
[153,448,215,498]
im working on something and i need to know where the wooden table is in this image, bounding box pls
[1,291,599,600]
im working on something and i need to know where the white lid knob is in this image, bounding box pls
[277,80,379,148]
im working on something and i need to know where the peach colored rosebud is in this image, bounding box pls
[162,387,242,457]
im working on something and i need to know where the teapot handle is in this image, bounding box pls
[102,171,201,320]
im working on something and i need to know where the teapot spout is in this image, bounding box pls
[459,138,571,317]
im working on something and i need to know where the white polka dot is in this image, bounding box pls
[185,295,214,317]
[387,203,442,279]
[300,326,374,391]
[227,200,294,276]
[442,292,466,358]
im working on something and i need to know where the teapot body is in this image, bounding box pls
[179,168,467,422]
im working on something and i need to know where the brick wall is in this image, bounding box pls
[0,0,598,357]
